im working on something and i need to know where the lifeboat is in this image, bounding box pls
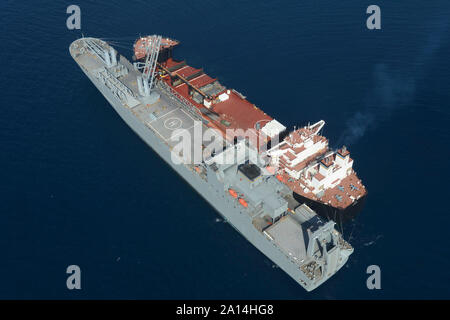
[276,174,284,182]
[228,188,238,198]
[238,198,248,208]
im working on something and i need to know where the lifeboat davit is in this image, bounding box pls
[228,188,238,198]
[239,198,248,208]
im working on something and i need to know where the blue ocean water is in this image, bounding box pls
[0,1,449,299]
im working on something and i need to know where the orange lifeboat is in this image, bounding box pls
[228,188,238,198]
[276,174,284,182]
[238,198,248,208]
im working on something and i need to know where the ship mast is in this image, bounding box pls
[134,35,162,98]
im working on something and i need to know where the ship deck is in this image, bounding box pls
[282,170,367,210]
[132,100,199,143]
[70,38,354,291]
[265,215,308,264]
[72,38,223,159]
[156,57,274,147]
[129,89,224,160]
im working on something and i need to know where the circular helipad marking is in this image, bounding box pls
[164,117,182,130]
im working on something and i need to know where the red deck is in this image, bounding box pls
[212,91,272,132]
[173,66,202,79]
[134,37,179,60]
[189,74,216,88]
[165,58,184,70]
[135,41,274,147]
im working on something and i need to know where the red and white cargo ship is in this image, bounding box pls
[133,36,367,223]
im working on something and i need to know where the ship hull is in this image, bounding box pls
[70,38,352,291]
[292,192,367,225]
[77,66,343,291]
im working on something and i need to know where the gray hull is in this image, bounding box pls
[70,37,353,292]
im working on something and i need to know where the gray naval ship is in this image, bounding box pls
[69,36,353,291]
